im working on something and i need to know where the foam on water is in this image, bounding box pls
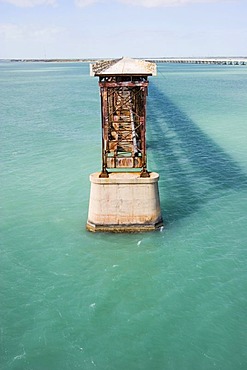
[1,62,247,370]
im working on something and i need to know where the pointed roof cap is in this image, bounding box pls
[90,57,157,76]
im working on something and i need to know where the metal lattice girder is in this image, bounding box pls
[100,82,147,170]
[91,58,156,177]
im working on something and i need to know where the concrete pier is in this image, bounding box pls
[86,172,163,232]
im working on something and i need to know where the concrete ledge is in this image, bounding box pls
[86,171,163,233]
[90,171,160,184]
[86,219,163,233]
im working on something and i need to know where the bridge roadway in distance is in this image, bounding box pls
[146,57,247,65]
[3,57,247,65]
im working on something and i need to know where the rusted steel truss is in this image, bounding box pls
[99,76,150,178]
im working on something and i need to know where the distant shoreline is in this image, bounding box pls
[1,57,247,65]
[0,59,96,63]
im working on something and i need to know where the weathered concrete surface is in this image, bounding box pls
[86,172,163,232]
[90,57,157,76]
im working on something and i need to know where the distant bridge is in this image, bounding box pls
[5,57,247,66]
[147,57,247,65]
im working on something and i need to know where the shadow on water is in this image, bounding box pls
[147,82,247,224]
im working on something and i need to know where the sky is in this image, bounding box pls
[0,0,246,59]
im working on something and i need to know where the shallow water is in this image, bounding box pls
[1,62,247,369]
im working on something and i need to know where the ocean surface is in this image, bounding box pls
[1,61,247,370]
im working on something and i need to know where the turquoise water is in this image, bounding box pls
[1,62,247,369]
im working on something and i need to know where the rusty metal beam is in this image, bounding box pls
[99,82,149,88]
[98,76,149,176]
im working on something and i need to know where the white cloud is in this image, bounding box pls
[74,0,98,6]
[0,0,56,7]
[0,23,24,39]
[74,0,223,7]
[0,0,229,7]
[0,22,64,41]
[0,22,67,58]
[119,0,222,7]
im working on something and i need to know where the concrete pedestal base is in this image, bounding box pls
[86,172,163,232]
